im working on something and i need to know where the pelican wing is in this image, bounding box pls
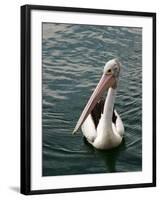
[81,114,97,144]
[114,109,124,136]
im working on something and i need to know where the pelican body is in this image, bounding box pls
[73,59,124,150]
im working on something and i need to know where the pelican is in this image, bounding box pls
[73,59,124,150]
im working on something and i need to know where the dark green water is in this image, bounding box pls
[42,23,142,176]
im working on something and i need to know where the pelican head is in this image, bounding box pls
[103,58,121,89]
[73,58,121,134]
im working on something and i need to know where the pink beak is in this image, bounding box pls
[72,73,115,134]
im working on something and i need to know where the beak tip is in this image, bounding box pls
[72,121,81,134]
[72,127,77,135]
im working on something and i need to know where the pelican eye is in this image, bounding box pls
[107,69,112,74]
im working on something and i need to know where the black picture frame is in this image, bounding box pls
[21,4,156,195]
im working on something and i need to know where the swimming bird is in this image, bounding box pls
[73,59,124,150]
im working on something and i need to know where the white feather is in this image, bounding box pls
[81,114,97,144]
[81,89,124,150]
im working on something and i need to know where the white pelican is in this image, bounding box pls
[73,58,124,150]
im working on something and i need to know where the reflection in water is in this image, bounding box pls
[84,137,126,173]
[98,140,126,173]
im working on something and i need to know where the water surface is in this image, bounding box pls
[42,23,142,176]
